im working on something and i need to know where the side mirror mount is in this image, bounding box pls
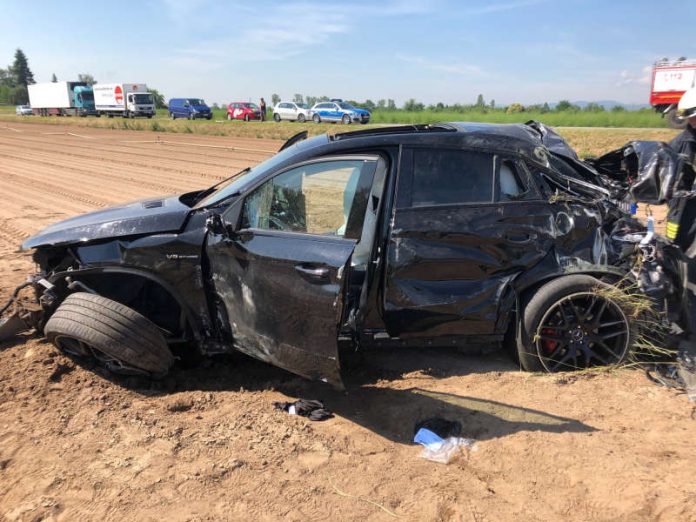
[206,214,228,236]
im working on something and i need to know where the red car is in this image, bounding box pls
[227,102,262,121]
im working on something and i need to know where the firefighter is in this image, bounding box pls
[666,88,696,251]
[671,87,696,166]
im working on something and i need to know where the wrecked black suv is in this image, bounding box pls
[4,122,694,388]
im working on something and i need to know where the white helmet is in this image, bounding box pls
[678,87,696,118]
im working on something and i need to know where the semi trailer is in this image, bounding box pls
[27,81,97,117]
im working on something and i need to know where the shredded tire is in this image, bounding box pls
[44,292,174,377]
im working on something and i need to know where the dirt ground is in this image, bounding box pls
[0,122,694,522]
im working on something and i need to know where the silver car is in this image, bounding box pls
[272,101,311,122]
[15,105,33,116]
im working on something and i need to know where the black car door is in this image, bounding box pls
[382,147,554,339]
[205,155,381,387]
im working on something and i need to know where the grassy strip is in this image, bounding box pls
[0,108,679,158]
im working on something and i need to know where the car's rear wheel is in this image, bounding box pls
[273,113,281,122]
[313,114,321,124]
[517,275,633,372]
[342,114,351,124]
[44,292,174,378]
[297,113,306,123]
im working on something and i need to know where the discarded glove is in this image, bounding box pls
[273,399,334,421]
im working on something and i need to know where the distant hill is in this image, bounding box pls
[548,100,652,110]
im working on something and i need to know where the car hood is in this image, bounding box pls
[351,108,370,115]
[193,105,210,111]
[22,195,193,250]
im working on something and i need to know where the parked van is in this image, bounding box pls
[168,98,212,120]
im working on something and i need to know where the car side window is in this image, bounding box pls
[409,149,494,207]
[240,158,378,239]
[496,159,529,201]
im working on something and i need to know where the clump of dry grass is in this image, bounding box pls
[594,278,677,367]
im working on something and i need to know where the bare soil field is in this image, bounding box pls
[0,122,693,522]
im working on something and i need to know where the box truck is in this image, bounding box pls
[93,83,156,118]
[27,81,97,117]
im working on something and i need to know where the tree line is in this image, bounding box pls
[270,93,630,114]
[0,49,166,108]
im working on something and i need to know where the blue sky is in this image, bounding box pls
[1,0,694,106]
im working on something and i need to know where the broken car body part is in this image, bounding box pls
[4,121,696,387]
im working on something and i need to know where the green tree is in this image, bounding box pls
[306,96,317,107]
[403,98,424,111]
[77,73,96,85]
[363,99,376,111]
[377,99,386,110]
[555,100,579,112]
[51,73,58,82]
[387,99,396,111]
[611,105,626,112]
[271,93,280,106]
[541,102,551,113]
[583,102,605,112]
[293,93,304,104]
[0,68,12,87]
[10,48,34,86]
[148,88,166,109]
[490,99,495,110]
[475,94,485,109]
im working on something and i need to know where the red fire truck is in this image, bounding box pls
[650,58,696,128]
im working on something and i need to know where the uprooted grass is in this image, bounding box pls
[594,279,677,367]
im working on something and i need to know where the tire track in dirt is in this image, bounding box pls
[0,150,205,198]
[0,144,229,184]
[0,132,273,166]
[1,168,112,209]
[0,146,238,183]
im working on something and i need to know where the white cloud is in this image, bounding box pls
[616,66,651,87]
[396,54,485,76]
[464,0,549,15]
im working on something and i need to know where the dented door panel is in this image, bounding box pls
[207,231,355,387]
[384,202,557,337]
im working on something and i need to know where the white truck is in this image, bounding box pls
[93,83,156,118]
[27,81,97,117]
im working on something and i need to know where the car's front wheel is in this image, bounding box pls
[517,275,633,372]
[273,113,281,122]
[341,114,351,124]
[44,292,174,378]
[227,113,232,120]
[297,113,306,123]
[313,114,321,124]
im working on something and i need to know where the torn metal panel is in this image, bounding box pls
[589,141,685,204]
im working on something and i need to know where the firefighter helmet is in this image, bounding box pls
[678,87,696,119]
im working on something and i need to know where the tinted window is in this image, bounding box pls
[411,149,494,206]
[241,159,376,239]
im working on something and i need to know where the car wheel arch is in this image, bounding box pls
[47,267,200,345]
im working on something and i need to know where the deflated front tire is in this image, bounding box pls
[45,292,174,378]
